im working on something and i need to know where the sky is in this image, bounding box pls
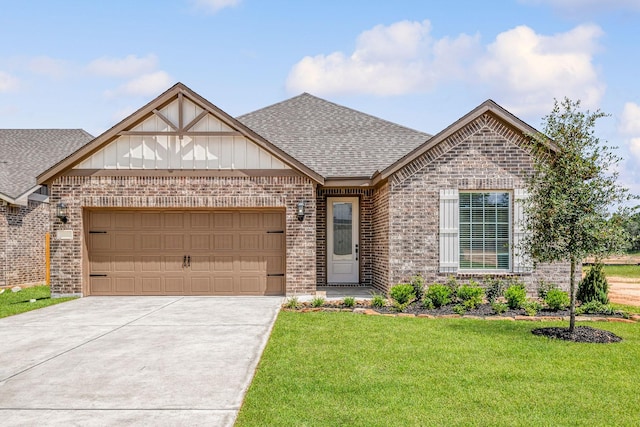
[1,0,639,195]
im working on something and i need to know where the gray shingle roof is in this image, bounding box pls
[237,93,431,178]
[0,129,93,201]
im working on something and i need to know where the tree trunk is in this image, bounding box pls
[569,257,576,333]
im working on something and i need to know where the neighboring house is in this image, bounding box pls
[38,83,570,297]
[0,129,93,288]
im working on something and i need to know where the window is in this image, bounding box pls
[459,192,510,270]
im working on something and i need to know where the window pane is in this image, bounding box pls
[333,203,352,256]
[459,192,510,270]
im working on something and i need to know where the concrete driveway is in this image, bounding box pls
[0,296,282,426]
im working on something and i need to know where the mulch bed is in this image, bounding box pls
[532,326,623,343]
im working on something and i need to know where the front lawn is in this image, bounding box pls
[600,264,640,279]
[0,285,76,318]
[237,312,639,426]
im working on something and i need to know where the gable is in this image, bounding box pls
[75,97,288,170]
[38,83,323,184]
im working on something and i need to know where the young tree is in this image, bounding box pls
[523,98,632,332]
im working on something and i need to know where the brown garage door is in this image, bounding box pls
[86,209,285,296]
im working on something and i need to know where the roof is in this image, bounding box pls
[0,129,93,203]
[237,93,431,178]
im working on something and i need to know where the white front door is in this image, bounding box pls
[327,197,359,283]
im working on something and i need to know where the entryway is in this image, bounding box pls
[327,197,359,283]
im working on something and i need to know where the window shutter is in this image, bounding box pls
[439,189,459,273]
[512,189,532,273]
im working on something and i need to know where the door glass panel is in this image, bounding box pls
[333,202,352,256]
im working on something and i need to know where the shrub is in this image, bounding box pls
[537,280,559,299]
[284,296,300,309]
[544,289,570,311]
[370,293,386,308]
[576,300,615,315]
[342,296,356,308]
[484,277,506,304]
[491,302,508,314]
[422,298,435,309]
[445,275,460,301]
[578,263,609,304]
[452,304,466,315]
[457,280,484,310]
[504,285,527,310]
[389,284,416,311]
[523,300,543,316]
[310,296,325,308]
[424,283,452,308]
[410,274,426,301]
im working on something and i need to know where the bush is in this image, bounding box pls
[445,275,460,301]
[410,274,426,301]
[452,304,466,315]
[310,296,325,308]
[370,294,386,308]
[576,300,616,315]
[578,263,609,304]
[523,300,543,316]
[389,284,416,311]
[484,277,506,304]
[342,296,356,308]
[284,297,300,309]
[537,280,559,299]
[424,283,452,308]
[491,302,508,314]
[544,289,570,311]
[457,280,484,310]
[504,285,527,310]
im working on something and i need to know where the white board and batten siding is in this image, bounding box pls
[75,97,290,171]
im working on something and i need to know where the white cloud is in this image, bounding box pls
[106,71,173,97]
[0,71,19,92]
[86,54,158,78]
[28,56,70,79]
[474,24,605,116]
[191,0,240,14]
[286,20,479,96]
[619,102,640,135]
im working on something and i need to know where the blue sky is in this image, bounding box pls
[1,0,639,193]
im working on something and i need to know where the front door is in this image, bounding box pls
[327,197,359,283]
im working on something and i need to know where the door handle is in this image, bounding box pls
[187,255,191,267]
[182,255,187,268]
[355,244,359,261]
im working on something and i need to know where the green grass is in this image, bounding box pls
[0,285,76,318]
[237,312,640,427]
[611,303,640,314]
[599,264,640,279]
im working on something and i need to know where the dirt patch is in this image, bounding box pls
[607,276,640,306]
[532,326,622,343]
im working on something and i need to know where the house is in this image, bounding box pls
[37,83,570,297]
[0,129,93,288]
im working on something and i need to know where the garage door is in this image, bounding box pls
[86,210,285,296]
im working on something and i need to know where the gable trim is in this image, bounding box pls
[37,83,324,185]
[374,100,556,185]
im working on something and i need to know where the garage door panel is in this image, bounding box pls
[141,234,162,250]
[115,277,135,294]
[141,277,162,293]
[88,210,285,296]
[113,233,135,251]
[113,256,135,272]
[90,277,113,294]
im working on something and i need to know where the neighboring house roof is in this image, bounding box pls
[237,93,431,178]
[0,129,93,204]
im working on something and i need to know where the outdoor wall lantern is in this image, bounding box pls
[56,202,68,224]
[296,200,306,221]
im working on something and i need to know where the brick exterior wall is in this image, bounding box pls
[371,183,390,293]
[0,201,50,288]
[316,188,374,287]
[387,113,571,294]
[49,175,316,296]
